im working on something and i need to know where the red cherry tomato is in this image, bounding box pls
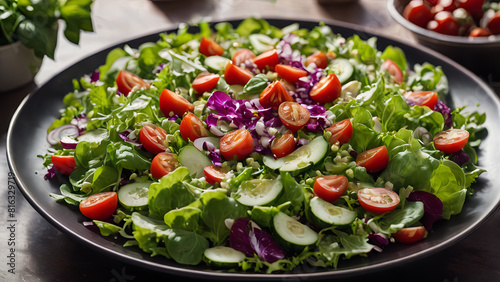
[403,0,434,28]
[457,0,485,20]
[313,175,349,203]
[192,72,219,94]
[51,155,76,175]
[392,226,428,244]
[79,192,118,220]
[325,119,353,145]
[270,130,296,159]
[259,81,294,109]
[116,70,149,96]
[232,48,256,66]
[469,27,492,37]
[204,165,227,185]
[356,146,389,173]
[275,64,308,84]
[159,89,194,117]
[139,124,168,155]
[381,59,404,85]
[433,128,469,153]
[404,91,439,110]
[180,112,208,142]
[424,0,438,6]
[151,152,179,179]
[427,11,460,36]
[224,61,254,85]
[305,51,329,69]
[199,37,224,57]
[357,187,400,214]
[487,10,500,35]
[309,73,342,104]
[278,102,310,133]
[219,128,255,160]
[433,0,458,13]
[253,49,279,71]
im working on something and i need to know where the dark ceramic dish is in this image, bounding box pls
[387,0,500,80]
[7,18,500,280]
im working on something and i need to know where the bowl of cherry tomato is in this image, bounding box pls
[388,0,500,79]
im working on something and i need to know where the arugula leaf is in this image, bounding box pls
[166,229,209,265]
[93,220,122,236]
[130,212,171,258]
[317,229,374,268]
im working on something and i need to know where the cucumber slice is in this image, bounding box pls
[204,56,230,73]
[178,144,213,178]
[308,197,357,228]
[263,136,328,172]
[235,176,283,206]
[272,212,318,252]
[118,181,152,211]
[249,34,278,53]
[330,58,354,84]
[203,246,246,268]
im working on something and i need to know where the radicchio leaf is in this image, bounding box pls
[407,191,443,231]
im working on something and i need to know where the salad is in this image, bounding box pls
[40,18,486,273]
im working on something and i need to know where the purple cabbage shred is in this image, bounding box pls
[119,129,143,148]
[90,71,100,83]
[434,100,453,128]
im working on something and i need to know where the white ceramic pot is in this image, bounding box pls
[0,41,42,92]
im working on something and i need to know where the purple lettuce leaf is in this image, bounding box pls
[407,191,443,231]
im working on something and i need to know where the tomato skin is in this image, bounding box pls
[116,70,149,96]
[232,48,256,66]
[305,51,328,69]
[79,192,118,220]
[224,61,254,85]
[381,59,404,85]
[275,64,308,84]
[309,73,342,104]
[356,146,389,173]
[487,11,500,35]
[192,72,219,94]
[259,81,294,109]
[403,0,434,28]
[139,124,168,155]
[427,11,460,36]
[469,27,492,37]
[253,49,280,71]
[313,175,349,203]
[278,102,311,132]
[51,155,76,175]
[199,37,224,57]
[325,119,353,146]
[151,152,179,179]
[159,89,194,117]
[204,165,227,185]
[392,226,427,244]
[404,91,439,110]
[357,187,400,214]
[457,0,485,20]
[433,128,469,153]
[270,131,296,158]
[180,112,208,142]
[219,128,255,160]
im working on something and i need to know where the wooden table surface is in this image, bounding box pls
[1,1,499,281]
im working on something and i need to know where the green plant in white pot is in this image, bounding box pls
[0,0,93,92]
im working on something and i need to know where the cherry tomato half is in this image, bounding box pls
[79,192,118,220]
[313,175,349,203]
[403,0,434,28]
[404,91,439,110]
[469,27,492,37]
[325,119,353,146]
[199,37,224,57]
[487,10,500,35]
[309,73,342,104]
[270,130,296,159]
[356,145,389,173]
[204,165,227,185]
[159,89,194,117]
[139,124,168,155]
[51,155,76,175]
[151,152,179,179]
[253,49,280,71]
[259,81,294,109]
[433,128,469,153]
[116,70,149,96]
[278,102,310,132]
[305,51,329,69]
[392,226,428,244]
[219,128,255,160]
[192,72,219,94]
[427,11,460,36]
[457,0,485,20]
[275,64,308,84]
[180,112,208,142]
[381,59,404,85]
[224,61,254,85]
[232,48,256,66]
[357,187,400,214]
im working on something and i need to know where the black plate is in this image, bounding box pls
[7,19,500,280]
